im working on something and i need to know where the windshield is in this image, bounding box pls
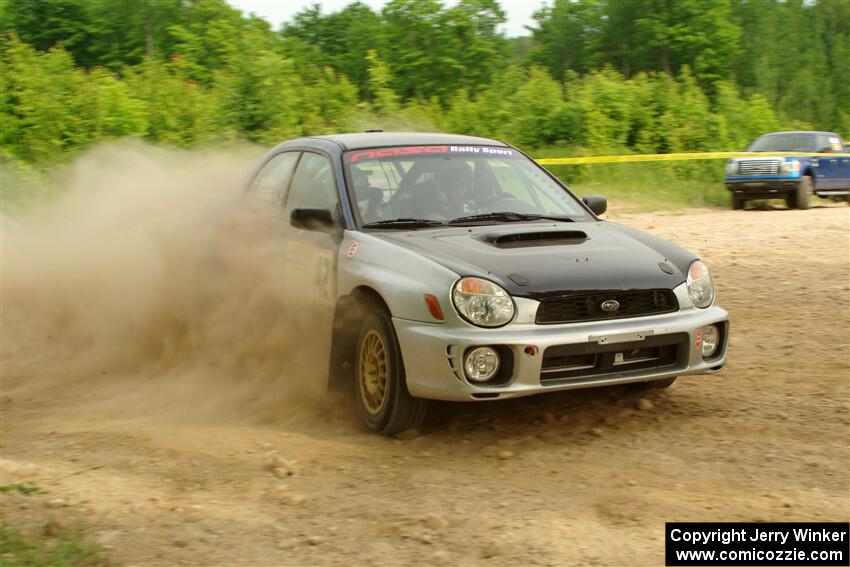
[747,134,815,152]
[343,145,591,227]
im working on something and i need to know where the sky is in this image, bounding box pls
[227,0,544,37]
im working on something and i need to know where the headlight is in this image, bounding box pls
[781,159,800,173]
[452,277,515,327]
[725,160,737,174]
[687,260,715,308]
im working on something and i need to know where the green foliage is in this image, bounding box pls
[530,0,602,79]
[527,0,846,130]
[565,66,635,150]
[123,57,219,146]
[366,49,400,115]
[282,2,385,98]
[714,81,781,150]
[0,150,52,211]
[83,67,148,140]
[506,67,566,147]
[732,0,849,132]
[0,483,45,495]
[0,522,110,566]
[569,162,730,210]
[1,0,846,210]
[2,37,92,162]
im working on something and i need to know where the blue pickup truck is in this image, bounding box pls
[725,131,850,209]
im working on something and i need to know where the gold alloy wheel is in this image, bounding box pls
[359,330,389,416]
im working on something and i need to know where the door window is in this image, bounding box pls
[286,152,339,213]
[250,152,300,204]
[827,135,844,153]
[815,135,833,153]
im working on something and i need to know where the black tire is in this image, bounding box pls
[731,193,745,210]
[355,310,428,435]
[785,194,795,209]
[633,377,677,390]
[794,176,812,210]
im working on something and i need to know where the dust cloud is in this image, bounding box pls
[1,142,343,428]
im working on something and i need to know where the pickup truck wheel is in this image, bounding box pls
[794,175,812,210]
[355,310,428,435]
[784,194,795,209]
[731,193,745,210]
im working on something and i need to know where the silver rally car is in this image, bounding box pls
[240,132,729,435]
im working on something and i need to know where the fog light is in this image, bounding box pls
[700,325,720,358]
[464,347,500,383]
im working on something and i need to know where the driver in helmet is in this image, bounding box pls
[433,159,475,218]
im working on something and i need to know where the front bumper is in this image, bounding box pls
[394,303,729,402]
[725,177,799,196]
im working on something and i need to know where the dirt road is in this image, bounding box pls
[2,203,848,567]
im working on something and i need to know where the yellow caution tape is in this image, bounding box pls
[536,152,850,165]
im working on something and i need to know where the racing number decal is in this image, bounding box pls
[316,256,331,301]
[288,242,333,304]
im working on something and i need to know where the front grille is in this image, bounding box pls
[736,159,780,176]
[535,289,678,325]
[540,333,688,384]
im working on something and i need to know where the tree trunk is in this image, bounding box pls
[621,41,630,77]
[660,46,671,74]
[145,20,154,58]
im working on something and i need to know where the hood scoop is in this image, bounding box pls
[479,230,588,249]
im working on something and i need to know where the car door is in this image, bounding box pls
[829,135,850,190]
[221,151,300,281]
[810,134,830,190]
[813,133,843,190]
[281,151,342,348]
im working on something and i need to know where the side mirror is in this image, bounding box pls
[291,207,334,232]
[582,195,607,216]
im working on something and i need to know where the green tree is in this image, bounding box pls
[283,2,386,98]
[565,66,635,150]
[2,0,96,63]
[633,0,741,90]
[80,67,148,139]
[381,0,458,100]
[124,56,219,145]
[1,36,91,162]
[506,67,567,147]
[0,0,839,172]
[529,0,601,81]
[441,0,507,93]
[366,49,400,115]
[380,0,506,101]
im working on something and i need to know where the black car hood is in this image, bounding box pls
[373,221,697,299]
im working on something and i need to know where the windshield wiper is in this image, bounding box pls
[448,212,575,225]
[362,218,447,229]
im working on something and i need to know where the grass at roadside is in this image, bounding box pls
[1,482,111,567]
[0,521,111,567]
[547,161,729,211]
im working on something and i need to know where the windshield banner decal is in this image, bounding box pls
[346,145,516,163]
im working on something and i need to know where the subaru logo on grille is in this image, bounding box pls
[600,300,620,313]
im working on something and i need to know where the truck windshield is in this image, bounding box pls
[748,134,815,153]
[343,145,591,226]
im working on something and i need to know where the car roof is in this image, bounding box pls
[759,131,839,137]
[299,131,508,151]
